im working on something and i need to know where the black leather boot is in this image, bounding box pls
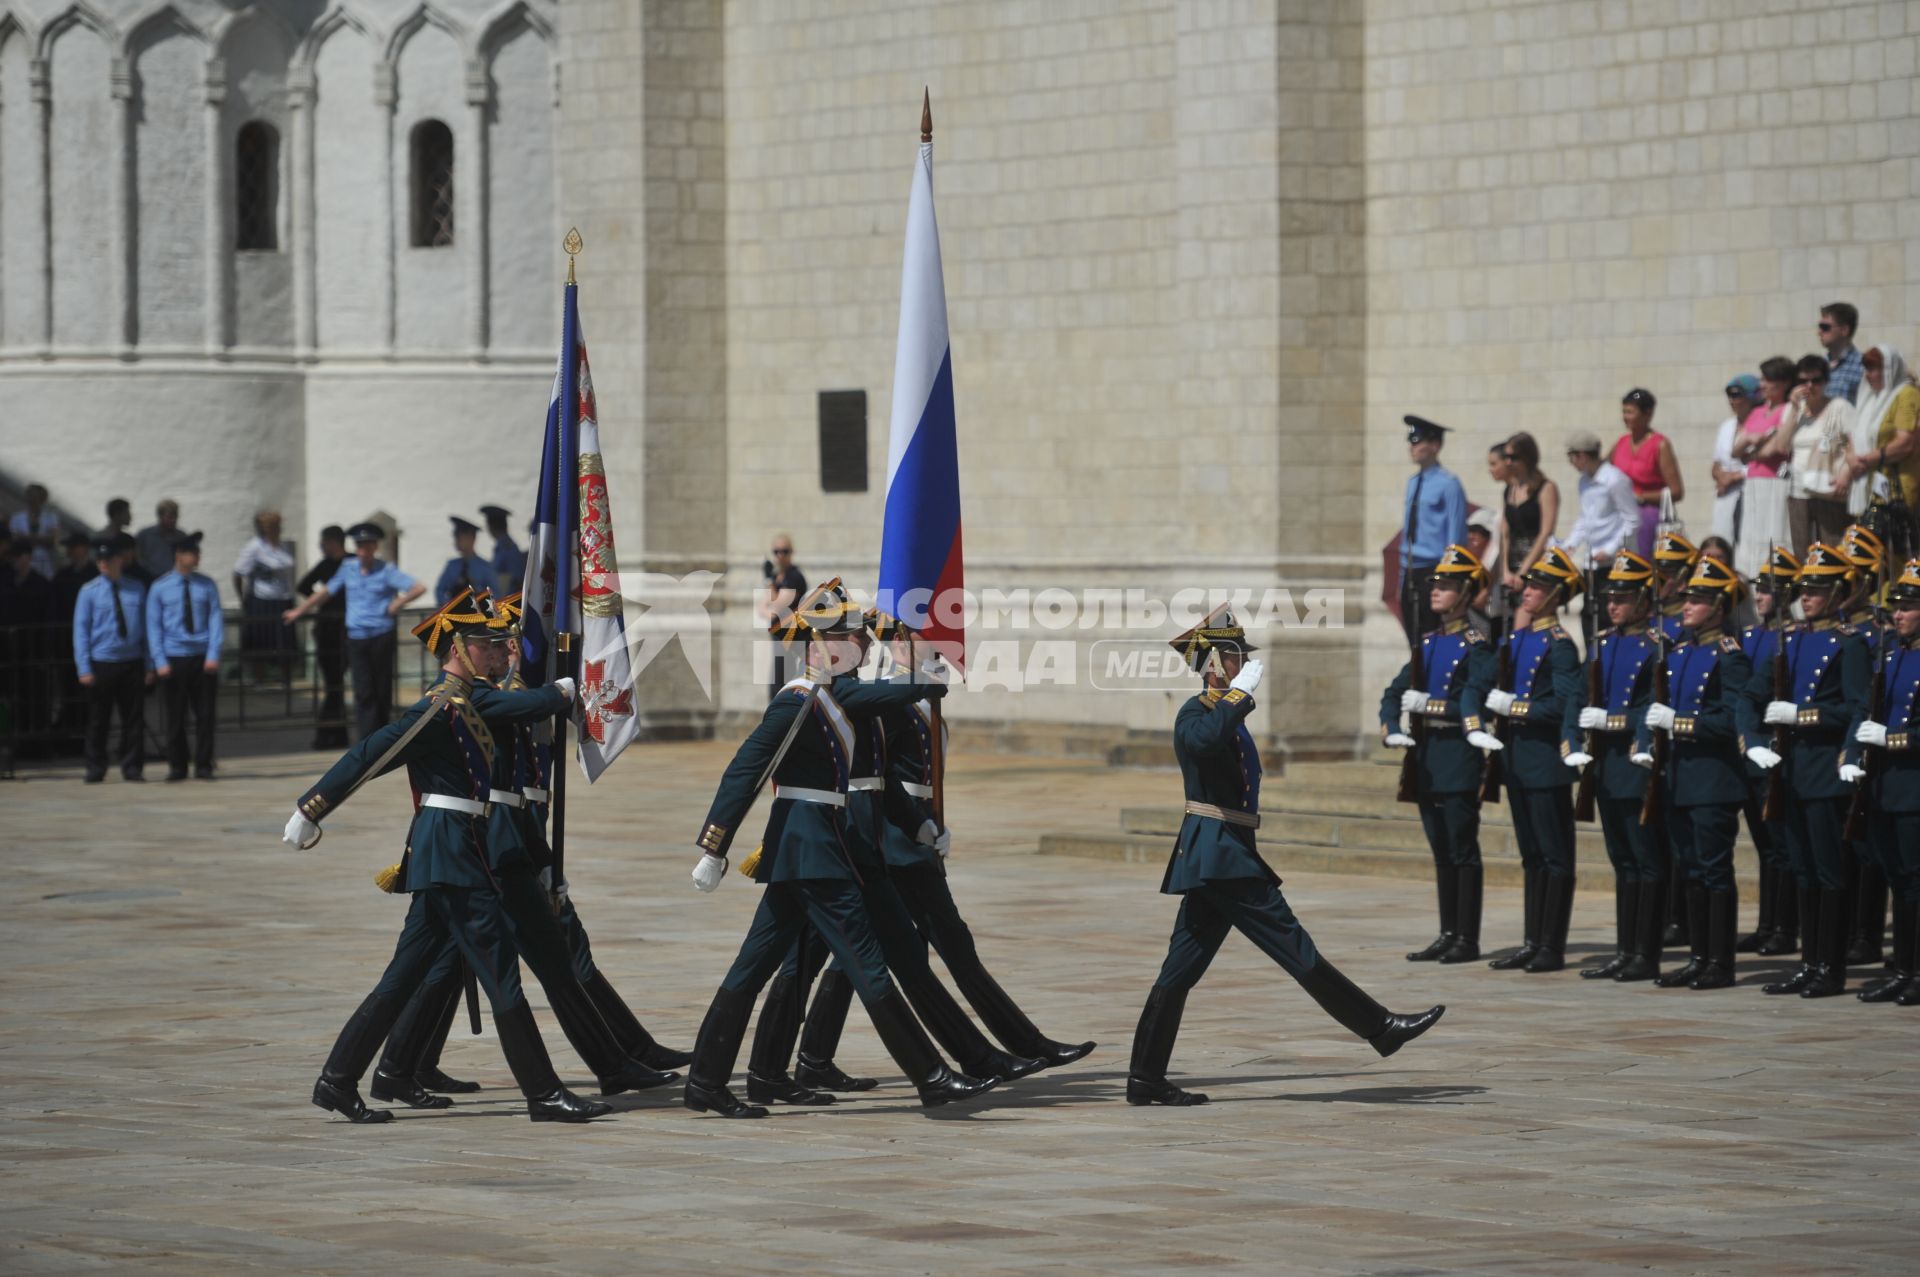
[1438,865,1483,963]
[1489,867,1542,969]
[683,986,769,1118]
[790,968,874,1091]
[1738,865,1774,953]
[1126,984,1205,1106]
[948,961,1095,1068]
[417,1066,481,1094]
[864,987,998,1108]
[597,1059,681,1097]
[903,972,1044,1082]
[311,1075,393,1124]
[1848,863,1888,966]
[1523,874,1574,973]
[312,992,403,1122]
[375,978,460,1094]
[493,1002,609,1122]
[583,969,692,1070]
[1662,870,1688,947]
[1407,857,1458,961]
[369,1067,454,1109]
[1759,876,1801,955]
[743,973,835,1105]
[1861,899,1916,1003]
[1690,889,1737,990]
[1294,956,1444,1057]
[1658,883,1709,987]
[1613,876,1665,982]
[1583,878,1634,979]
[1802,888,1850,998]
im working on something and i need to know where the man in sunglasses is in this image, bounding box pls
[1819,301,1864,405]
[757,535,807,700]
[1400,416,1469,634]
[1784,354,1858,551]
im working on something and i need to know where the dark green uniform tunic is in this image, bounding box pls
[1638,629,1754,893]
[1380,619,1497,871]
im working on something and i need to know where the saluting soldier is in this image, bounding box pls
[1128,606,1443,1107]
[144,531,224,782]
[1382,545,1500,964]
[1574,551,1665,982]
[1837,523,1890,967]
[1852,557,1920,1004]
[1736,548,1800,956]
[1481,547,1587,973]
[1749,544,1871,998]
[1649,531,1700,947]
[281,590,610,1124]
[683,580,995,1118]
[435,516,498,606]
[1635,557,1755,990]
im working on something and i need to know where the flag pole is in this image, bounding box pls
[918,89,948,832]
[549,227,584,907]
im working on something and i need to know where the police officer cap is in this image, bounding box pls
[1403,415,1451,444]
[171,529,205,553]
[94,531,135,558]
[480,505,512,521]
[449,515,481,536]
[347,522,385,544]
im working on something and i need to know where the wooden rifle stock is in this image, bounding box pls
[1396,570,1424,805]
[1479,639,1510,804]
[1638,626,1668,827]
[1843,626,1888,841]
[1573,632,1602,822]
[1762,595,1790,822]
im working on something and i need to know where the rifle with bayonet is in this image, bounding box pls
[1762,540,1790,822]
[1396,560,1424,805]
[1844,617,1890,841]
[1639,610,1668,828]
[1574,564,1602,822]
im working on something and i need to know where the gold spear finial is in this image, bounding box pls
[921,88,931,143]
[564,226,583,284]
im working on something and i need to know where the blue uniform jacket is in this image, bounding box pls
[1380,620,1496,796]
[1747,620,1869,802]
[435,555,498,606]
[1586,626,1658,801]
[72,574,150,675]
[1636,628,1754,808]
[1495,617,1583,790]
[1162,687,1274,894]
[1741,622,1786,783]
[144,570,225,666]
[1867,636,1920,814]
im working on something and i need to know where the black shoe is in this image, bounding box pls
[1656,958,1704,988]
[1800,965,1846,999]
[1763,965,1815,995]
[1406,933,1455,962]
[1689,962,1734,991]
[684,1080,768,1118]
[1612,954,1660,983]
[1846,940,1883,966]
[1756,929,1799,956]
[1898,980,1920,1007]
[1436,938,1481,964]
[194,767,215,780]
[1735,930,1764,953]
[1368,1005,1444,1058]
[971,1050,1047,1083]
[1522,949,1565,974]
[598,1060,681,1096]
[1580,953,1628,980]
[528,1088,612,1122]
[417,1066,481,1094]
[311,1076,393,1124]
[1126,1076,1208,1106]
[165,770,188,783]
[915,1066,998,1109]
[1027,1039,1096,1069]
[795,1054,879,1092]
[368,1069,454,1109]
[1857,974,1912,1004]
[83,772,105,784]
[1661,922,1684,946]
[1487,943,1539,970]
[745,1071,837,1106]
[122,772,145,783]
[639,1043,694,1071]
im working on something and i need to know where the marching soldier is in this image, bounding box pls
[1574,551,1666,982]
[1481,547,1587,973]
[1749,544,1870,998]
[1852,557,1920,1004]
[1737,548,1800,956]
[1837,523,1890,966]
[145,530,224,782]
[1382,545,1500,964]
[683,580,996,1117]
[1635,557,1754,990]
[1650,531,1699,947]
[1128,606,1443,1107]
[282,590,610,1124]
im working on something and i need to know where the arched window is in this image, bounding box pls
[410,120,455,248]
[234,121,280,251]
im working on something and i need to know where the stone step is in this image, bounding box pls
[1036,830,1760,893]
[1118,804,1617,861]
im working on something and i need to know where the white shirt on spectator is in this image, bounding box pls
[1711,414,1747,542]
[234,535,295,601]
[8,508,60,579]
[1562,461,1639,565]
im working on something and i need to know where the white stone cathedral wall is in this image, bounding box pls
[311,21,381,353]
[226,11,293,350]
[132,23,206,350]
[392,20,465,353]
[485,18,555,356]
[47,21,112,350]
[0,29,41,346]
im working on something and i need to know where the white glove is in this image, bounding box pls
[1563,751,1593,769]
[1856,721,1889,748]
[1400,688,1429,715]
[917,655,950,684]
[934,827,952,859]
[1466,730,1503,752]
[1484,689,1515,716]
[1229,659,1265,696]
[1839,763,1867,784]
[1746,746,1782,770]
[1763,700,1798,726]
[1577,706,1608,730]
[1644,703,1676,733]
[691,853,727,893]
[1383,732,1416,749]
[1629,751,1655,768]
[916,819,940,846]
[537,866,570,905]
[553,676,577,701]
[282,810,320,849]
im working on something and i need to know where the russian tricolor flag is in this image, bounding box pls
[877,104,965,668]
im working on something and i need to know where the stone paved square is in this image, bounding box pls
[3,743,1917,1276]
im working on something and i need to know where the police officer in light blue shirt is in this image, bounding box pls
[72,532,152,782]
[146,530,225,781]
[435,516,497,606]
[284,523,424,741]
[1401,416,1470,634]
[482,505,525,595]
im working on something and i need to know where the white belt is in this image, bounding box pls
[899,781,933,799]
[773,786,846,808]
[1184,800,1260,829]
[488,789,524,808]
[522,786,549,803]
[421,794,489,816]
[846,777,885,792]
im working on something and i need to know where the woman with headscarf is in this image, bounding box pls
[1842,346,1920,520]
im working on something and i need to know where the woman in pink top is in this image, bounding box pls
[1610,388,1684,557]
[1729,356,1795,576]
